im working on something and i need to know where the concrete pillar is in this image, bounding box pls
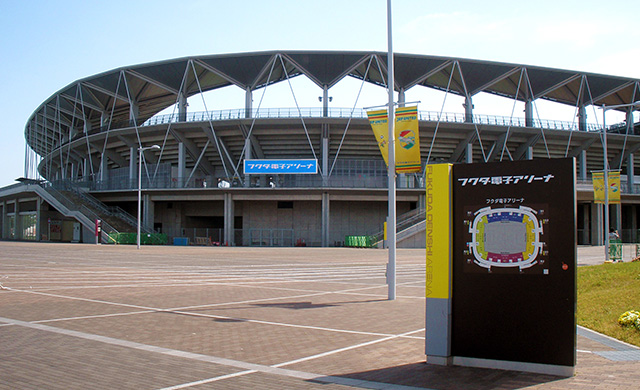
[580,150,588,181]
[398,88,406,107]
[70,162,77,180]
[591,203,603,245]
[130,102,139,125]
[178,142,186,187]
[36,198,41,241]
[14,201,20,240]
[245,87,253,118]
[244,137,252,187]
[0,201,4,239]
[322,124,329,184]
[100,154,109,183]
[178,91,188,122]
[616,204,622,235]
[224,192,234,245]
[143,194,154,231]
[525,100,533,127]
[581,204,590,245]
[578,105,587,132]
[466,144,473,164]
[631,205,638,243]
[526,146,534,160]
[628,153,635,194]
[321,192,330,247]
[322,85,329,117]
[129,147,137,189]
[464,96,473,123]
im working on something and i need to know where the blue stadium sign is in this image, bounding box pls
[244,159,318,174]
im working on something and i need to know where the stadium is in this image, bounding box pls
[2,50,639,247]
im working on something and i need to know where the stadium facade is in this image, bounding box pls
[2,51,640,247]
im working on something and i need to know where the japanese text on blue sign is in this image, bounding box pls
[244,159,318,175]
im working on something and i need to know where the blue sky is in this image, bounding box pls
[1,0,639,187]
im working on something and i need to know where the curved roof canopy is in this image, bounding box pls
[25,50,640,156]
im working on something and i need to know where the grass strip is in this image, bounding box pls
[577,261,640,347]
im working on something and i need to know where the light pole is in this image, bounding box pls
[138,145,160,249]
[601,102,640,261]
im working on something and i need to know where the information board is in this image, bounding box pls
[450,158,576,374]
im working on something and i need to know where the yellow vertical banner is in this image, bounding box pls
[593,172,605,203]
[367,105,421,173]
[425,163,452,299]
[367,109,390,166]
[609,171,621,204]
[593,171,621,204]
[395,106,421,173]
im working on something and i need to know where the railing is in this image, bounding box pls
[41,184,119,241]
[47,180,154,235]
[72,107,612,140]
[137,108,604,132]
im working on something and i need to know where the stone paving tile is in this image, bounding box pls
[47,311,380,366]
[1,242,639,390]
[0,290,141,322]
[0,326,239,390]
[198,292,425,336]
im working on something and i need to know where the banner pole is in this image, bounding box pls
[387,0,396,300]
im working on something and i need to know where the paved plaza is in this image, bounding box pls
[0,242,638,389]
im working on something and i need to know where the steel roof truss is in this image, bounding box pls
[470,67,521,97]
[126,69,180,95]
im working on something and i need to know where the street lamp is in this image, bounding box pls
[601,101,640,261]
[138,144,160,249]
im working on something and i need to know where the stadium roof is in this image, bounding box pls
[25,51,640,156]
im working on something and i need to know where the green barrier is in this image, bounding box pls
[344,235,375,248]
[609,242,622,261]
[106,232,168,245]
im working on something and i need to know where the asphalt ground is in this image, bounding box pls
[0,242,638,389]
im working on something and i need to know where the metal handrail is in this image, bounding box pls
[80,107,609,135]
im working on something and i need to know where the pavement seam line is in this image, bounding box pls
[0,315,428,390]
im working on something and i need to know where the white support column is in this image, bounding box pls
[526,146,534,160]
[616,204,622,236]
[130,102,139,125]
[244,137,252,187]
[580,150,588,181]
[321,192,330,247]
[398,88,406,107]
[129,147,136,188]
[322,124,329,184]
[178,142,186,187]
[36,199,41,242]
[245,87,253,118]
[628,153,635,194]
[322,85,329,117]
[465,144,473,164]
[100,154,109,182]
[143,194,154,231]
[525,99,533,127]
[14,201,21,240]
[464,96,473,123]
[224,192,234,245]
[178,91,188,122]
[578,105,587,132]
[591,203,603,245]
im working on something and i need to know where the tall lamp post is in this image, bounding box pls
[138,145,160,249]
[601,102,640,260]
